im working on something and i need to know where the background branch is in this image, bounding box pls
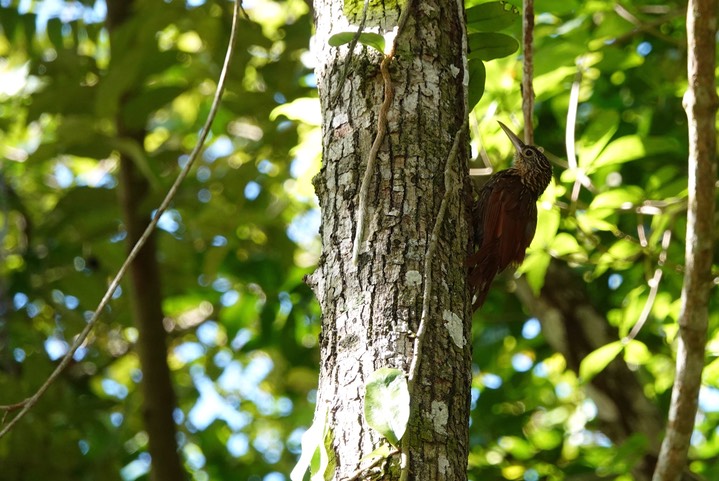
[652,0,718,479]
[0,0,242,439]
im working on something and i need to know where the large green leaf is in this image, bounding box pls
[466,2,520,32]
[589,136,681,173]
[467,32,519,61]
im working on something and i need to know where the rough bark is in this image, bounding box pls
[309,0,472,479]
[653,0,717,480]
[108,1,186,480]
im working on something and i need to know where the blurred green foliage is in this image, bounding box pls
[0,0,717,481]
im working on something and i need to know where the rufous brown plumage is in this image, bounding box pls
[468,121,552,310]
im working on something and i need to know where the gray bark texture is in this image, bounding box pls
[653,0,717,479]
[308,0,473,479]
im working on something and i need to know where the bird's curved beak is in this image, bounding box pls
[497,121,525,152]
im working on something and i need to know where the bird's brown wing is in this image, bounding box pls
[468,173,535,309]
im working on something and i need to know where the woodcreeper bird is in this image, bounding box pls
[468,121,553,310]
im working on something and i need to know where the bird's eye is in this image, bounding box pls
[523,148,535,157]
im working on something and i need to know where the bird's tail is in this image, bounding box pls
[466,245,501,311]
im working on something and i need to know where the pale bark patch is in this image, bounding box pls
[405,270,422,286]
[430,400,449,435]
[443,309,466,348]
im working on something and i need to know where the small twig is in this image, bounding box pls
[613,4,683,46]
[521,0,535,144]
[566,68,582,212]
[408,123,467,386]
[565,64,594,216]
[352,0,415,265]
[352,54,393,265]
[0,0,242,438]
[624,228,672,342]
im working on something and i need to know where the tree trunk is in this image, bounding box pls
[309,0,472,479]
[108,2,186,480]
[118,154,186,481]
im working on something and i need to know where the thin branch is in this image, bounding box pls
[565,64,595,217]
[613,4,684,46]
[352,0,415,265]
[624,228,672,343]
[352,53,393,265]
[521,0,535,144]
[652,0,717,479]
[0,0,243,438]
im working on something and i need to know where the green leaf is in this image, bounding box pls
[498,436,536,460]
[577,110,620,169]
[364,367,410,447]
[122,85,187,130]
[550,232,583,257]
[517,250,551,294]
[589,136,681,173]
[532,201,560,249]
[589,186,645,210]
[577,208,617,231]
[271,97,322,126]
[703,357,719,385]
[466,2,519,32]
[328,31,385,53]
[291,410,330,481]
[604,239,641,262]
[467,32,519,61]
[579,341,623,382]
[467,59,486,112]
[624,340,651,365]
[47,17,64,50]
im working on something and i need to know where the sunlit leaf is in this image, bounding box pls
[364,367,410,447]
[579,341,623,382]
[588,186,645,210]
[328,31,385,53]
[532,201,560,249]
[517,250,551,294]
[624,340,651,365]
[550,232,583,257]
[271,97,322,126]
[589,136,681,173]
[291,410,330,481]
[577,110,620,168]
